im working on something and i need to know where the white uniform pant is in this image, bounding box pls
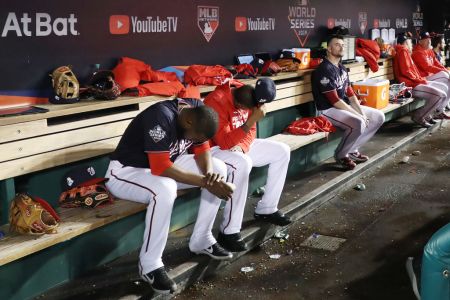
[320,106,385,159]
[426,71,450,110]
[210,139,291,235]
[412,81,448,122]
[104,155,227,275]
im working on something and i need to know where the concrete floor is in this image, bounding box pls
[39,119,450,300]
[181,124,450,300]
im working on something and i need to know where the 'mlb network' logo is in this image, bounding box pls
[1,12,79,37]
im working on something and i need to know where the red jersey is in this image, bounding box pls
[411,44,447,77]
[204,84,256,153]
[393,45,427,88]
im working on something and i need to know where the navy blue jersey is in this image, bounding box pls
[111,98,203,168]
[312,58,351,111]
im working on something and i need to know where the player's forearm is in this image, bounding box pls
[161,165,206,187]
[194,151,213,175]
[333,99,361,117]
[215,128,248,149]
[243,115,258,130]
[349,96,365,116]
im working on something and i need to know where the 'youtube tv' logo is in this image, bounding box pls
[235,17,247,32]
[109,15,130,34]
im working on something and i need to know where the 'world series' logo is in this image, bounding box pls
[288,0,316,47]
[198,6,219,42]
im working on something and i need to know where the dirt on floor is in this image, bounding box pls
[178,125,450,300]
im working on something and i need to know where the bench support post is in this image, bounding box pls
[0,179,15,224]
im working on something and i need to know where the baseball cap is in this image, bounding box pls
[251,58,265,74]
[61,165,108,191]
[88,70,115,86]
[253,78,276,104]
[397,33,411,44]
[279,50,301,63]
[86,70,121,100]
[420,31,431,40]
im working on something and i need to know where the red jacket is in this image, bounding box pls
[285,116,336,135]
[411,44,447,77]
[204,84,256,152]
[355,38,381,72]
[393,45,427,88]
[112,57,201,98]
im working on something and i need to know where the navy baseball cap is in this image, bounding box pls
[420,31,431,40]
[62,165,108,191]
[253,78,276,104]
[279,50,301,63]
[251,58,265,74]
[397,33,411,44]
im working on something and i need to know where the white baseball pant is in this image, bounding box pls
[104,155,227,275]
[426,71,450,111]
[412,82,447,122]
[320,105,385,159]
[210,138,291,235]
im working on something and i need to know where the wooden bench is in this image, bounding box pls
[0,57,423,300]
[0,58,410,285]
[267,98,418,152]
[0,70,313,270]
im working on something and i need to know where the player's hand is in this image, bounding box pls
[360,113,369,127]
[206,181,235,200]
[230,145,244,153]
[204,172,224,186]
[251,104,267,122]
[363,116,370,127]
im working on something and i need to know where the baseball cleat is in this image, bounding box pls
[348,152,369,163]
[254,210,292,226]
[411,117,432,128]
[194,243,233,260]
[433,112,450,120]
[218,232,249,252]
[142,266,177,294]
[427,118,438,124]
[336,157,357,170]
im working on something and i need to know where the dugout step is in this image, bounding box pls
[37,114,439,300]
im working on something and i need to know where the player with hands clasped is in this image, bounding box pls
[105,98,234,294]
[312,35,385,170]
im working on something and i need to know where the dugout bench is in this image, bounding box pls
[0,58,424,300]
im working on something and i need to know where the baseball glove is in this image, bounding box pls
[275,58,300,72]
[9,193,60,235]
[59,184,114,209]
[50,65,80,104]
[84,70,121,100]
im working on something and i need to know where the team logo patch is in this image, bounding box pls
[149,125,166,143]
[66,177,74,187]
[87,166,95,176]
[320,77,330,86]
[197,6,219,42]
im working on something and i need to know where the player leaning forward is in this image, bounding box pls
[204,77,292,253]
[312,35,385,170]
[105,98,235,294]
